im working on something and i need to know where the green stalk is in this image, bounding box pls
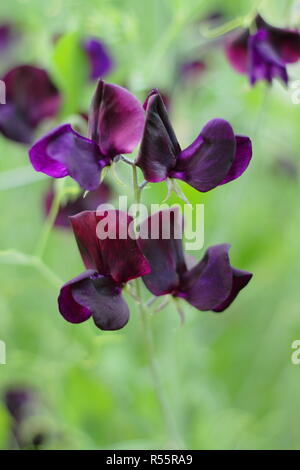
[132,165,182,448]
[35,180,65,259]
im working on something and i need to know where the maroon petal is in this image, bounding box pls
[29,124,108,190]
[3,65,61,127]
[58,270,95,323]
[70,211,106,274]
[82,38,113,80]
[225,29,249,74]
[256,14,300,64]
[219,135,252,185]
[88,80,145,159]
[96,210,151,283]
[170,119,236,192]
[213,268,252,312]
[136,90,180,182]
[71,210,151,283]
[138,208,186,296]
[177,244,233,311]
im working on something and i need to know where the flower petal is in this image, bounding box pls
[72,273,129,331]
[0,103,33,143]
[138,208,186,296]
[213,268,252,312]
[82,38,113,80]
[29,124,108,190]
[58,271,129,330]
[0,24,16,52]
[70,211,107,273]
[3,65,61,127]
[4,387,35,422]
[224,29,249,74]
[96,210,151,283]
[71,210,151,283]
[180,60,207,82]
[219,135,252,185]
[58,270,95,323]
[136,91,180,182]
[249,30,288,85]
[256,14,300,64]
[170,119,236,192]
[88,80,145,159]
[177,244,233,311]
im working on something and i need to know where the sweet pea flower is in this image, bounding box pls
[82,37,113,80]
[179,60,206,83]
[0,24,17,52]
[29,80,145,190]
[4,387,34,423]
[136,90,252,191]
[58,210,151,330]
[4,387,47,449]
[44,181,112,228]
[225,15,300,85]
[138,208,252,312]
[0,65,61,144]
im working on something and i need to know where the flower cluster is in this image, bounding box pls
[28,78,253,330]
[58,208,252,330]
[225,15,300,85]
[29,80,252,193]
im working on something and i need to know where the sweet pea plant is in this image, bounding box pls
[29,79,253,328]
[27,77,253,444]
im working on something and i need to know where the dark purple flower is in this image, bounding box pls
[136,90,252,191]
[144,88,171,112]
[58,210,151,330]
[202,11,224,26]
[138,208,252,312]
[4,387,49,449]
[179,60,206,82]
[0,65,61,144]
[0,24,17,52]
[44,181,112,228]
[29,80,145,190]
[249,30,288,85]
[4,387,34,422]
[225,15,300,85]
[273,156,299,181]
[82,37,113,80]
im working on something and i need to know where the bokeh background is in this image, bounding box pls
[0,0,300,450]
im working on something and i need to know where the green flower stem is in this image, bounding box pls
[31,256,63,288]
[35,180,65,259]
[132,164,182,448]
[200,0,265,39]
[0,165,48,191]
[0,250,63,289]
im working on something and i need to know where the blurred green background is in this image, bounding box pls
[0,0,300,450]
